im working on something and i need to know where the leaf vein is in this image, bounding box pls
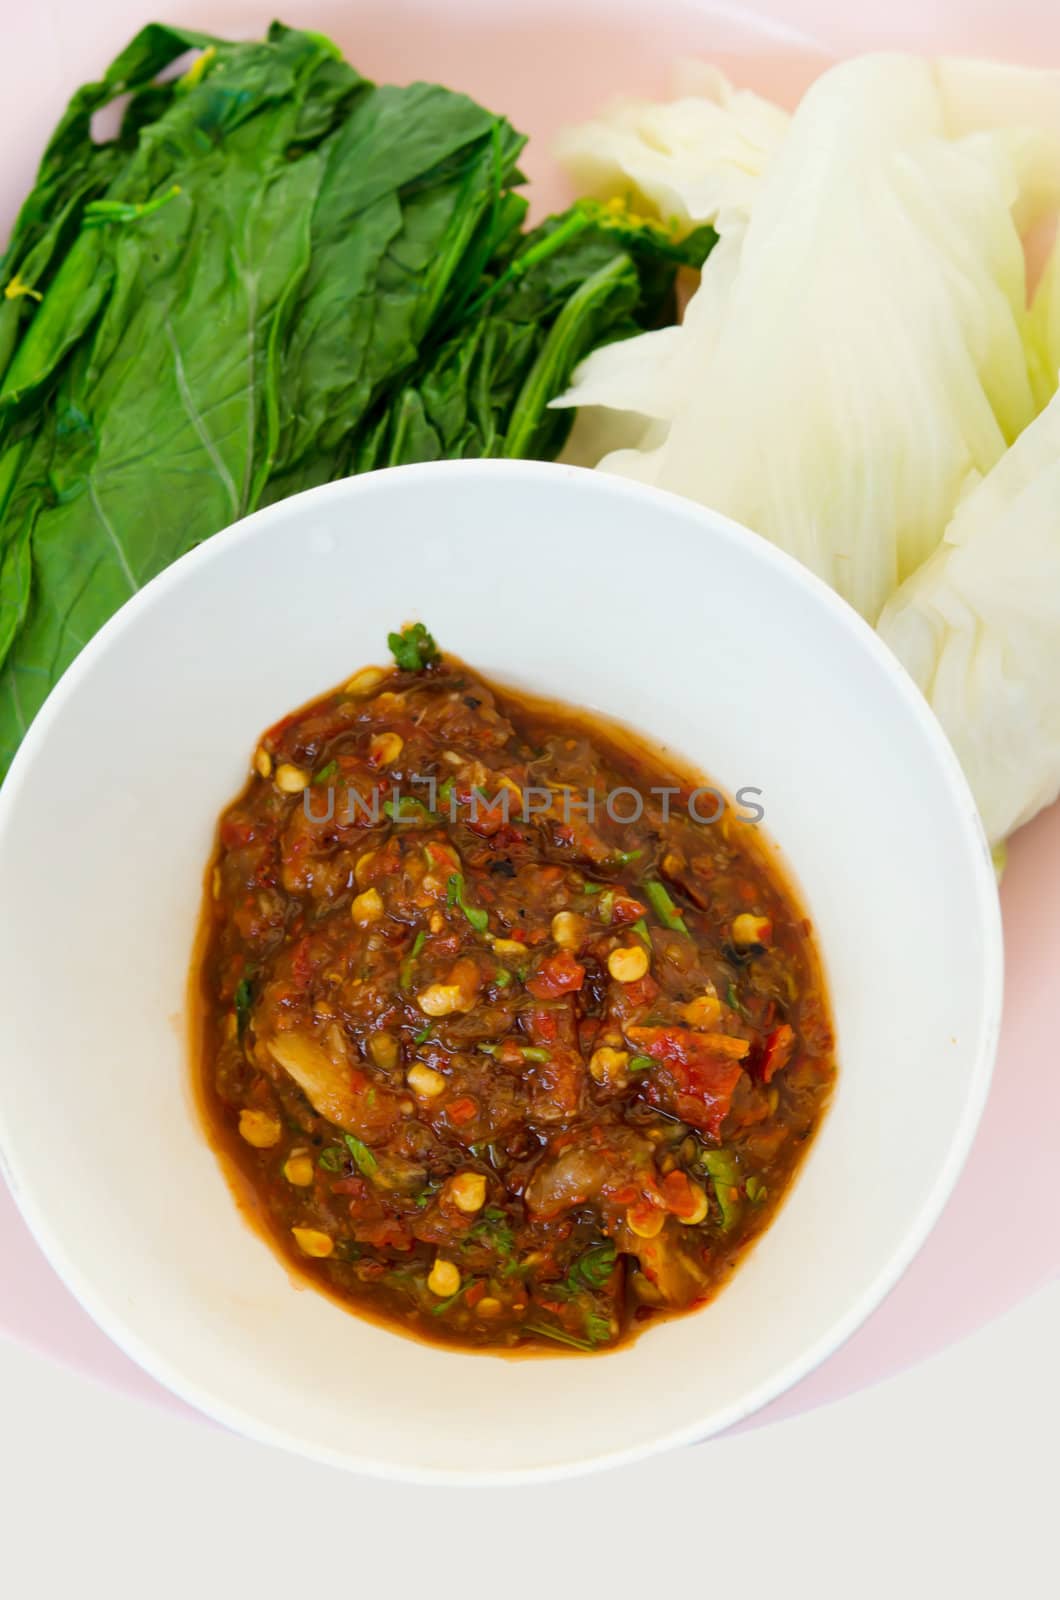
[88,483,139,596]
[163,319,240,522]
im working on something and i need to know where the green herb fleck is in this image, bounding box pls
[344,1134,379,1179]
[414,1180,443,1210]
[384,796,436,825]
[726,982,749,1019]
[399,930,428,990]
[628,1054,653,1074]
[566,1240,617,1291]
[312,760,338,786]
[318,1146,344,1172]
[468,1208,515,1257]
[630,917,652,947]
[447,871,488,933]
[233,977,253,1040]
[523,1320,595,1352]
[388,623,440,673]
[642,880,689,935]
[584,1312,613,1345]
[703,1149,742,1230]
[430,1280,471,1315]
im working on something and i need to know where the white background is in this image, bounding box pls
[2,1281,1056,1596]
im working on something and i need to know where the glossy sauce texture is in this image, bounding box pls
[196,644,836,1353]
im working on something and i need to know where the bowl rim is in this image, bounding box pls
[0,457,1004,1484]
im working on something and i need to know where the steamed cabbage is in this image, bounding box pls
[554,62,788,235]
[556,53,1060,844]
[556,54,1051,623]
[878,390,1060,845]
[1027,228,1060,409]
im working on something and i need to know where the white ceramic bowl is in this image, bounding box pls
[0,460,1001,1483]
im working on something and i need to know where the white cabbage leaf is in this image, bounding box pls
[553,61,789,234]
[878,389,1060,846]
[555,54,1059,624]
[1026,226,1060,409]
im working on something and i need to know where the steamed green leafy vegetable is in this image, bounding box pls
[0,23,711,777]
[355,205,713,469]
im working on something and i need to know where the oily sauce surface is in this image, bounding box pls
[196,641,836,1353]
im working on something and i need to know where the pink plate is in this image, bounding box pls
[2,0,1058,1429]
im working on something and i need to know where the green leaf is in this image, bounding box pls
[584,1311,613,1345]
[566,1240,617,1291]
[502,252,635,459]
[0,29,351,770]
[573,198,717,270]
[318,1146,344,1171]
[266,94,526,496]
[387,621,440,672]
[467,1209,515,1257]
[0,22,211,388]
[355,204,700,468]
